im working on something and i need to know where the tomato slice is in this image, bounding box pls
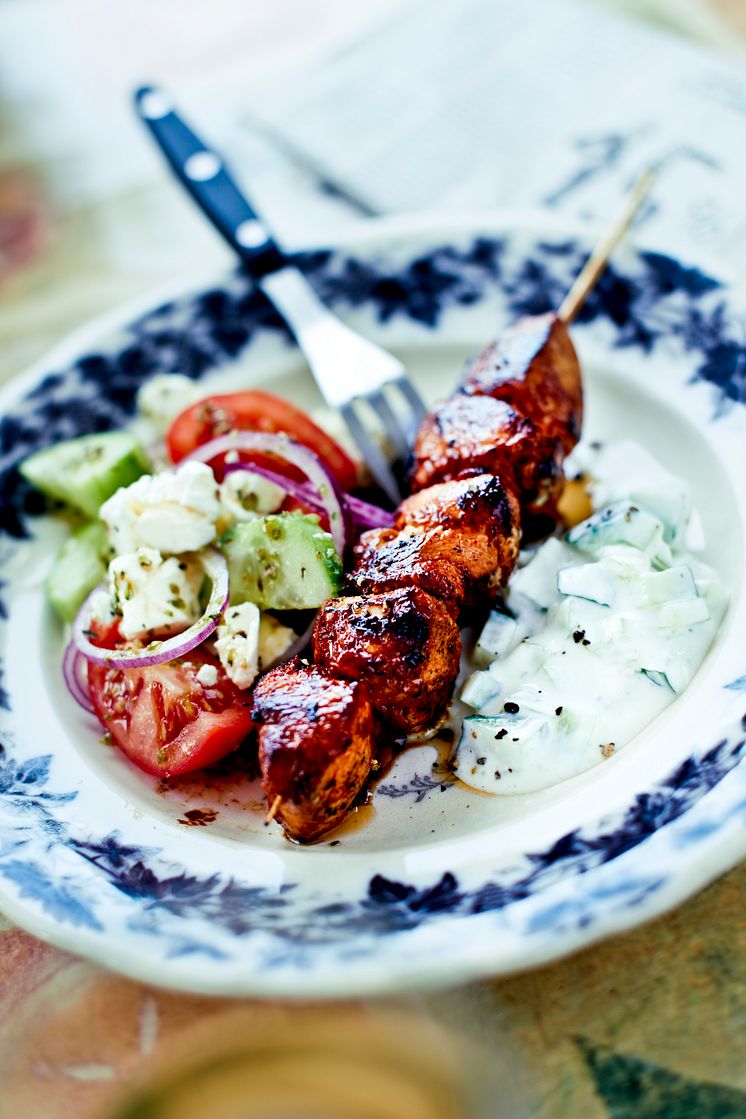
[166,390,359,491]
[87,642,254,779]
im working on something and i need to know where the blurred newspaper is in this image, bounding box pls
[237,0,746,278]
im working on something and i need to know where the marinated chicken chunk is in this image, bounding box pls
[461,312,582,453]
[351,525,469,616]
[314,587,461,735]
[409,393,564,514]
[395,474,521,590]
[252,659,374,843]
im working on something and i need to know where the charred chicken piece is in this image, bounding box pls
[252,659,374,843]
[351,525,469,617]
[313,587,461,736]
[409,393,563,515]
[395,474,521,591]
[460,312,582,453]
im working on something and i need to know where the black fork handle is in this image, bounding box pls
[134,85,285,278]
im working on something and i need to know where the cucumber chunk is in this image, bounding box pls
[641,565,697,605]
[461,671,501,710]
[473,611,518,666]
[656,597,710,628]
[220,512,343,610]
[509,537,579,610]
[47,521,111,622]
[20,432,150,518]
[557,562,616,607]
[568,502,670,566]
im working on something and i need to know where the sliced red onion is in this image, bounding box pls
[63,639,94,712]
[346,493,394,530]
[185,432,348,555]
[223,461,394,531]
[73,548,229,669]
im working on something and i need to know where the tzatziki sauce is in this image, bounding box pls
[455,441,728,795]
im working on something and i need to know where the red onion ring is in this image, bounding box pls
[62,639,94,712]
[72,548,229,669]
[222,462,394,530]
[185,432,349,555]
[346,493,395,530]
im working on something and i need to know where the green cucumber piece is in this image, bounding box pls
[20,432,150,518]
[220,512,343,610]
[557,562,616,607]
[568,502,661,554]
[47,520,111,622]
[461,670,501,710]
[473,611,518,666]
[641,565,697,604]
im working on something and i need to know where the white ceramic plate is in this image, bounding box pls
[1,213,744,997]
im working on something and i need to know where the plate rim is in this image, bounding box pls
[1,208,744,996]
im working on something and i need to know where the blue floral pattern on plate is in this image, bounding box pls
[0,217,744,995]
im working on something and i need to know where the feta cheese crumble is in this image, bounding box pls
[136,374,203,436]
[215,602,261,689]
[100,461,220,555]
[219,469,286,522]
[258,615,297,670]
[195,663,219,688]
[107,547,202,640]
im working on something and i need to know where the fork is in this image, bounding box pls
[133,85,426,504]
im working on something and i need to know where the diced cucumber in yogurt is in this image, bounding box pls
[641,565,698,605]
[509,537,580,609]
[456,442,729,798]
[568,502,670,567]
[640,668,675,691]
[461,671,501,710]
[486,639,546,684]
[696,577,729,627]
[557,562,616,606]
[460,712,548,758]
[656,597,710,629]
[586,440,691,542]
[473,611,519,666]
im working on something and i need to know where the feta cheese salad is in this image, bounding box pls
[22,373,727,801]
[25,377,391,778]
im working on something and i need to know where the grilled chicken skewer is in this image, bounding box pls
[253,174,653,843]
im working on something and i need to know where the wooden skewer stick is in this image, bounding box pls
[265,794,283,824]
[557,168,656,325]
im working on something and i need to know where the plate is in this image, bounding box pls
[1,213,744,997]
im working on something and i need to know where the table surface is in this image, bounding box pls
[1,2,745,1115]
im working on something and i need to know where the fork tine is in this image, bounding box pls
[367,389,410,462]
[341,400,402,506]
[392,375,428,434]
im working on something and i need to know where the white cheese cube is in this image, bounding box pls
[216,602,261,689]
[100,461,220,555]
[219,470,286,522]
[108,547,202,640]
[258,615,297,670]
[195,663,219,687]
[87,588,117,628]
[136,374,204,436]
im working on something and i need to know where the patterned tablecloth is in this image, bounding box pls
[0,1,744,1115]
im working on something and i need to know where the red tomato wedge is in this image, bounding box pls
[87,625,254,778]
[166,390,359,491]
